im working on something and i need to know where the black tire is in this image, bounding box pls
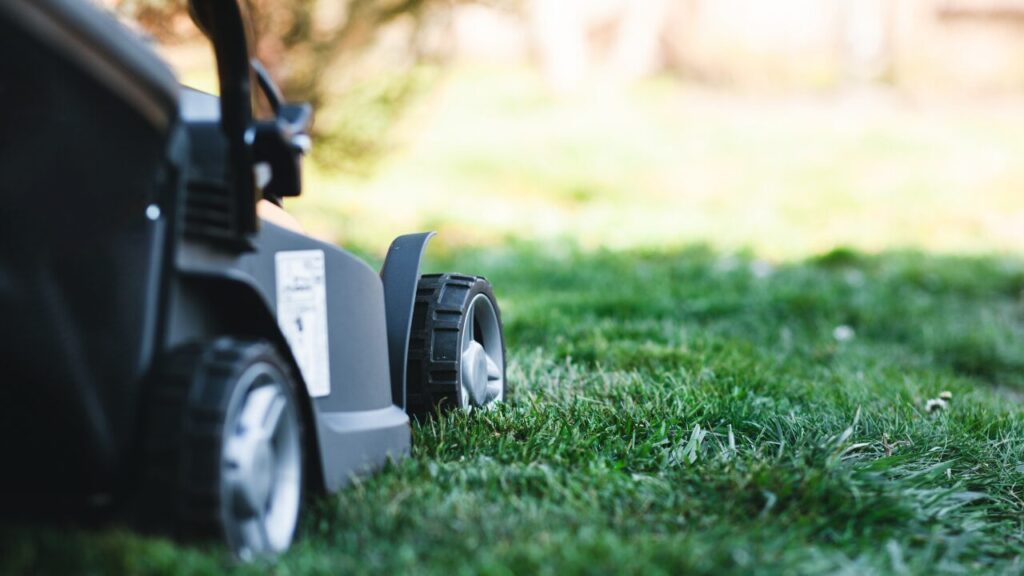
[142,338,305,559]
[406,273,507,417]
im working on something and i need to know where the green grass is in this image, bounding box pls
[4,244,1024,575]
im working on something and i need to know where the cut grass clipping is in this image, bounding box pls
[3,245,1024,575]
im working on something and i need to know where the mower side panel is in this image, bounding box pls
[171,223,410,492]
[381,231,436,411]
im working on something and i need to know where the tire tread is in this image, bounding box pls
[405,273,504,416]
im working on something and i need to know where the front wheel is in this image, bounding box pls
[144,338,305,560]
[406,274,506,416]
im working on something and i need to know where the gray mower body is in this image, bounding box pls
[174,222,413,494]
[0,0,419,510]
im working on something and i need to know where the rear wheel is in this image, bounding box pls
[144,338,304,560]
[406,274,506,416]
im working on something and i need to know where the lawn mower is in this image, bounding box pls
[0,0,506,559]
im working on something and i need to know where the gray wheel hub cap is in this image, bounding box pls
[459,293,504,409]
[222,368,302,559]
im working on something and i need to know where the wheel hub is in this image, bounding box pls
[221,372,302,558]
[462,340,488,404]
[458,293,505,409]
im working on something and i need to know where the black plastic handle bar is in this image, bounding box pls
[188,0,258,238]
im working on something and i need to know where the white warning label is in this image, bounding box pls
[275,250,331,398]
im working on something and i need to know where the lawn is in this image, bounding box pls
[4,69,1024,574]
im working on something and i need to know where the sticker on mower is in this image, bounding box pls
[275,250,331,397]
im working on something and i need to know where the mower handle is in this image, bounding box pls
[188,0,258,237]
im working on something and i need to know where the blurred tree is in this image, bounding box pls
[112,0,463,172]
[247,0,444,106]
[113,0,448,105]
[244,0,452,173]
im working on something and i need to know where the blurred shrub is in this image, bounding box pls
[112,0,461,172]
[311,65,437,174]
